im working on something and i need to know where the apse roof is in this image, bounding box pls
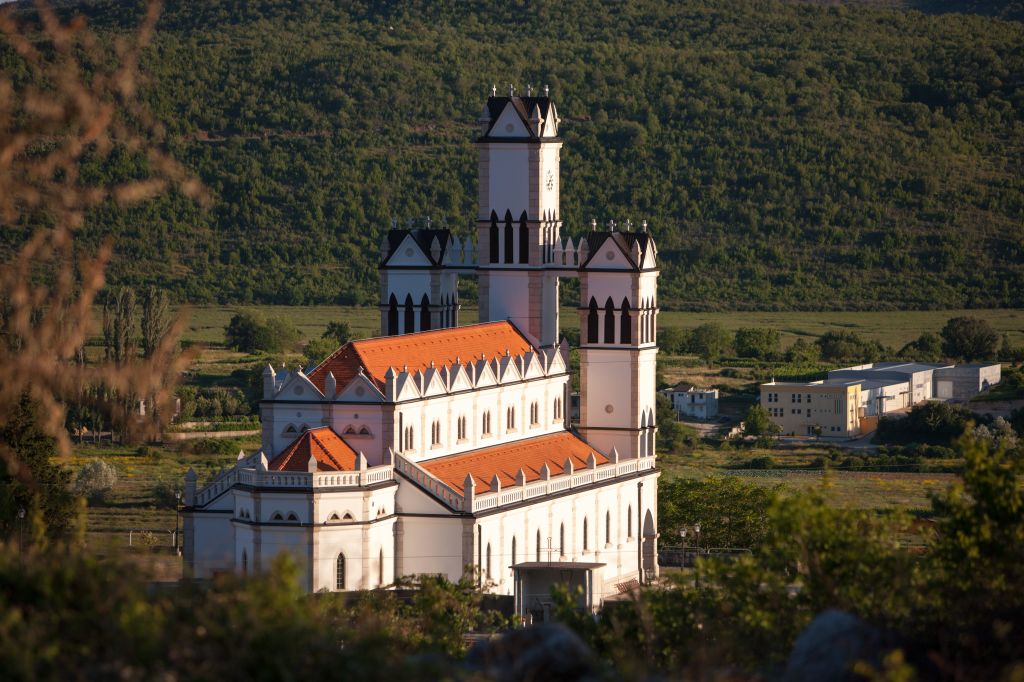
[269,426,358,472]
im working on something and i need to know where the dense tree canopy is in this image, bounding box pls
[3,0,1022,311]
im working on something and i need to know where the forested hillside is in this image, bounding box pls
[3,0,1023,310]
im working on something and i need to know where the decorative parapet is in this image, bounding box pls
[192,462,394,507]
[394,452,656,514]
[394,453,467,511]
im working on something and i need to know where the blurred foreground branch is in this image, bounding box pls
[0,2,203,468]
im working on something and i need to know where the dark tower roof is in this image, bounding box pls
[478,95,559,140]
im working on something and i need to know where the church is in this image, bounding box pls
[182,87,661,619]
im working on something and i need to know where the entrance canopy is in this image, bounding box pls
[511,561,605,623]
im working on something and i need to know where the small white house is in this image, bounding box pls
[665,383,718,420]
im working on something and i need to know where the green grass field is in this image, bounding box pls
[88,305,1024,350]
[657,445,958,512]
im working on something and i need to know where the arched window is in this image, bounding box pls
[511,536,517,567]
[628,505,633,538]
[420,294,431,332]
[286,512,298,522]
[271,512,284,521]
[518,211,529,264]
[336,553,345,590]
[604,297,616,343]
[530,402,538,425]
[587,298,599,343]
[559,523,565,556]
[379,548,384,586]
[457,416,466,440]
[387,294,398,336]
[431,420,441,446]
[536,530,541,561]
[241,549,248,575]
[482,410,491,435]
[606,510,611,545]
[403,294,415,334]
[507,406,515,430]
[583,517,589,551]
[504,210,514,264]
[489,211,499,263]
[486,543,492,579]
[620,298,632,344]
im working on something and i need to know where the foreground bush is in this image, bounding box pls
[560,434,1024,679]
[0,551,502,681]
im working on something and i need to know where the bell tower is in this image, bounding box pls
[475,84,562,345]
[576,225,659,460]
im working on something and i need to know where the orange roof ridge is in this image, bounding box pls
[416,432,609,495]
[269,426,359,472]
[308,321,535,395]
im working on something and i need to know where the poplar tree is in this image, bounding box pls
[140,286,171,359]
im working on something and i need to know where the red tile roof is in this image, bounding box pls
[269,427,358,472]
[308,321,535,395]
[417,432,608,494]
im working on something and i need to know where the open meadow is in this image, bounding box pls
[67,304,1021,572]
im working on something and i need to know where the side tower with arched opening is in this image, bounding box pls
[577,228,659,460]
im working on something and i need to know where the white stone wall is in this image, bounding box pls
[395,374,568,463]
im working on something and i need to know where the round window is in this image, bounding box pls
[604,404,614,414]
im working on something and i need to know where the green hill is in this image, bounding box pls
[4,0,1023,311]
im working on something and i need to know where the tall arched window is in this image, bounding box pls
[606,510,611,545]
[559,523,565,556]
[387,294,398,336]
[420,294,431,332]
[628,505,633,538]
[620,298,632,344]
[518,211,529,264]
[587,298,599,343]
[583,517,589,551]
[379,548,384,586]
[486,543,492,579]
[336,553,345,590]
[536,530,541,561]
[507,406,515,431]
[403,294,415,334]
[482,410,491,435]
[489,211,499,263]
[504,210,514,264]
[511,536,517,567]
[604,297,616,343]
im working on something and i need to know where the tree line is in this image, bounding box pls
[660,315,1015,364]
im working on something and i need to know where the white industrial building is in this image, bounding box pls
[761,360,1001,437]
[183,88,661,620]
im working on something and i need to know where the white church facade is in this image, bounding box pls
[183,88,661,618]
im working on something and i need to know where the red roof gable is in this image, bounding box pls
[417,432,608,494]
[269,427,358,472]
[308,321,535,395]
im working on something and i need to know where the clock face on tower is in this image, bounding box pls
[545,170,554,190]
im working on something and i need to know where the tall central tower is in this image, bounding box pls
[475,86,562,346]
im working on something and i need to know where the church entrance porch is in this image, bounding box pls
[511,561,604,624]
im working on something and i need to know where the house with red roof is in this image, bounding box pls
[183,88,661,621]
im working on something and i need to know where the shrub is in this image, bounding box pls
[73,460,118,504]
[225,312,300,353]
[734,327,781,360]
[179,438,241,456]
[151,477,181,509]
[940,316,998,361]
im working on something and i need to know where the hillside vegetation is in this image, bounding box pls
[3,0,1023,310]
